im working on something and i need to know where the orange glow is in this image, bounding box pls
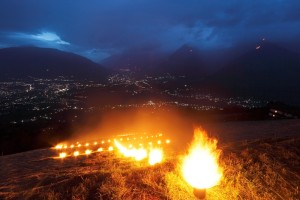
[182,128,223,189]
[114,140,147,161]
[53,130,171,163]
[85,149,92,155]
[55,144,63,150]
[135,148,147,161]
[97,147,103,152]
[73,151,79,157]
[59,152,67,158]
[148,149,163,165]
[166,139,171,144]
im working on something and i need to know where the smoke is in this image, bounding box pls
[68,107,196,151]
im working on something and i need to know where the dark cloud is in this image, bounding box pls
[0,0,300,62]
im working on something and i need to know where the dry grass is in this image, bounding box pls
[0,136,299,200]
[222,137,300,200]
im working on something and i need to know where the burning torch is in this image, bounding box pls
[193,188,206,200]
[181,128,223,200]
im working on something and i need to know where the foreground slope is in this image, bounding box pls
[0,120,299,200]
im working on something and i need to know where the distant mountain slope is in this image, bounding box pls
[212,41,300,89]
[157,44,207,79]
[103,44,208,79]
[0,47,109,80]
[208,41,300,103]
[103,49,164,73]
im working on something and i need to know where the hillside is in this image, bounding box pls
[103,44,208,79]
[0,120,299,199]
[0,47,108,81]
[103,49,164,73]
[207,41,300,103]
[158,44,207,79]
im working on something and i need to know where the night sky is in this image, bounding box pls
[1,0,300,63]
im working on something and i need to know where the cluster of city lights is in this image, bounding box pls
[53,133,171,166]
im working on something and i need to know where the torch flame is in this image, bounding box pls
[114,140,148,161]
[182,128,223,189]
[55,144,63,150]
[73,151,79,157]
[148,149,163,165]
[108,146,114,151]
[59,152,67,158]
[134,148,147,161]
[85,149,92,155]
[97,147,103,152]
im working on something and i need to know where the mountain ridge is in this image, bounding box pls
[0,46,109,81]
[205,41,300,103]
[156,44,207,78]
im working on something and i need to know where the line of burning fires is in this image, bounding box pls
[53,129,223,199]
[53,133,170,166]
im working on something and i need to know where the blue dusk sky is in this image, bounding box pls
[0,0,300,62]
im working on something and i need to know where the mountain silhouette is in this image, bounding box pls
[157,44,207,79]
[0,47,109,80]
[103,49,163,73]
[208,41,300,103]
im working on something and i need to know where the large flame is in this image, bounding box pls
[182,128,223,189]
